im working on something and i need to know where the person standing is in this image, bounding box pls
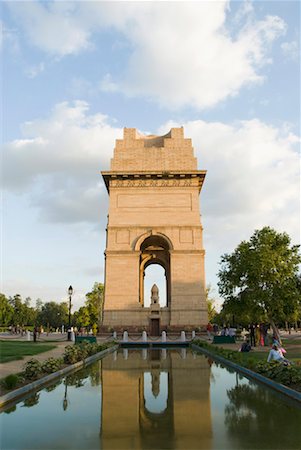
[249,324,256,347]
[255,324,261,346]
[206,322,213,340]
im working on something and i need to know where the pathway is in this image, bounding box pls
[0,342,69,379]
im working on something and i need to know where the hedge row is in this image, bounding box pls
[192,339,301,390]
[1,341,114,391]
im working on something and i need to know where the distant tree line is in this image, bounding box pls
[2,228,300,334]
[0,282,104,330]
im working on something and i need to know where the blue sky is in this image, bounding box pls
[1,1,300,310]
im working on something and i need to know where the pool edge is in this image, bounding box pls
[0,345,119,409]
[191,343,301,404]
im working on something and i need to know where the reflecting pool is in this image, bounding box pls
[1,348,301,449]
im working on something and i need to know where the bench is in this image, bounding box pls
[213,335,236,344]
[75,336,97,344]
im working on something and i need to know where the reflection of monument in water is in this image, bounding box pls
[100,349,212,449]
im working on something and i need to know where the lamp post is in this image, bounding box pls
[68,285,73,341]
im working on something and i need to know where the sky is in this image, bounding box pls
[1,0,300,311]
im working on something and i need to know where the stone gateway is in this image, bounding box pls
[101,127,207,332]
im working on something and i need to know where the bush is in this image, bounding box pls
[2,374,19,390]
[255,361,301,386]
[42,357,63,374]
[23,359,42,380]
[63,342,111,365]
[63,345,82,364]
[192,339,301,389]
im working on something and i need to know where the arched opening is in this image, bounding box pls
[143,371,168,414]
[139,234,171,307]
[144,265,167,307]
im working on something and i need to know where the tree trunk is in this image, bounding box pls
[269,318,281,345]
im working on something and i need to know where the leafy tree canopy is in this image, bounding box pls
[37,301,68,328]
[0,294,14,326]
[218,227,301,332]
[73,306,90,328]
[206,285,218,323]
[85,282,104,326]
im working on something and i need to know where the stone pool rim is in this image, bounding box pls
[0,344,118,409]
[1,343,300,410]
[191,343,301,404]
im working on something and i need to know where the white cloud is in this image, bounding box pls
[6,2,286,109]
[159,118,300,251]
[98,3,286,109]
[3,101,299,252]
[3,103,299,305]
[3,101,122,224]
[7,2,92,57]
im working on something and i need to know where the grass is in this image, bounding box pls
[0,341,57,363]
[282,339,301,346]
[238,350,300,364]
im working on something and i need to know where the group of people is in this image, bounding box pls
[206,323,237,340]
[9,325,28,335]
[240,334,292,365]
[248,323,269,347]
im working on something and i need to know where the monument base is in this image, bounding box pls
[101,307,207,333]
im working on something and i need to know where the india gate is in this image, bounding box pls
[101,127,207,333]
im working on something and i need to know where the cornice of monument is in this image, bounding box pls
[101,170,206,192]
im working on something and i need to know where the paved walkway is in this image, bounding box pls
[0,342,69,378]
[1,330,300,378]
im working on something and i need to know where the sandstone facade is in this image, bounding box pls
[102,127,207,332]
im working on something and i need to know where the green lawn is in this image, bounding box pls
[0,341,57,363]
[238,350,300,364]
[282,339,301,346]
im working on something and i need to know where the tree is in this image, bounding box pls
[206,285,218,322]
[9,294,26,326]
[85,282,104,327]
[0,294,14,326]
[73,306,90,328]
[35,298,43,312]
[37,301,68,328]
[218,227,301,340]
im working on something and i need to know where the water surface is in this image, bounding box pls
[1,348,300,449]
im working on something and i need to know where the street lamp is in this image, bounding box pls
[68,285,73,341]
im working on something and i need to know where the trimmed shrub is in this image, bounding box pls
[63,342,112,365]
[256,361,301,386]
[23,359,42,380]
[42,357,64,374]
[3,374,19,390]
[63,345,82,364]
